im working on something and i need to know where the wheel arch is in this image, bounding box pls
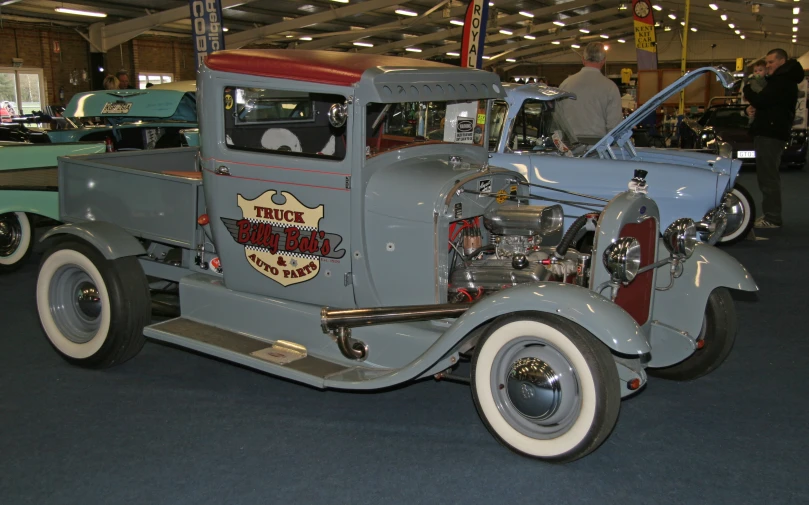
[40,221,146,260]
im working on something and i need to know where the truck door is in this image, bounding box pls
[201,79,353,308]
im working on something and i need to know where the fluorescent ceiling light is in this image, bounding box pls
[450,19,464,26]
[709,3,718,10]
[571,44,581,48]
[489,2,494,6]
[506,58,516,62]
[652,5,662,11]
[299,36,312,40]
[794,27,799,32]
[721,14,727,21]
[740,35,745,39]
[523,34,536,40]
[285,35,294,38]
[668,13,676,20]
[795,8,801,15]
[519,11,534,18]
[579,28,590,33]
[481,55,491,59]
[331,0,349,3]
[600,34,609,38]
[54,7,107,17]
[405,47,421,52]
[353,41,374,47]
[794,18,800,24]
[553,21,565,26]
[446,52,460,56]
[617,39,626,43]
[551,40,561,44]
[734,29,740,34]
[222,27,229,32]
[691,27,697,32]
[664,25,671,31]
[395,9,418,17]
[728,23,735,28]
[680,21,685,26]
[499,29,513,35]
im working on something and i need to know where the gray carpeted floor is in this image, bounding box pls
[2,170,808,505]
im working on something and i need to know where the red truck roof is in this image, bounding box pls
[205,49,453,87]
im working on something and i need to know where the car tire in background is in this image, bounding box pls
[0,212,33,273]
[718,183,755,245]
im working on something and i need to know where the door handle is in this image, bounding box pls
[216,165,231,176]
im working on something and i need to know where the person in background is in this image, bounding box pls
[555,42,623,144]
[102,75,119,90]
[116,70,134,89]
[743,48,804,229]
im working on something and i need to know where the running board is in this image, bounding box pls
[144,317,385,389]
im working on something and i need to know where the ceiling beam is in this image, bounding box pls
[225,0,404,49]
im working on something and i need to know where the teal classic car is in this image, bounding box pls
[45,81,197,150]
[0,143,106,271]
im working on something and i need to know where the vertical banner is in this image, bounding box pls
[189,0,225,72]
[460,0,489,68]
[632,0,657,71]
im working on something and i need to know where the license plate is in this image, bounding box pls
[737,150,755,158]
[101,102,132,114]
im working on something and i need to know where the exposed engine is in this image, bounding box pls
[447,201,596,303]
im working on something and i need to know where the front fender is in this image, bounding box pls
[41,221,146,260]
[0,190,59,220]
[652,240,757,340]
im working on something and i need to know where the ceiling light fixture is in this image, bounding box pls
[580,28,590,33]
[668,13,676,20]
[553,21,565,26]
[617,39,626,43]
[728,23,735,28]
[395,9,418,17]
[54,7,107,17]
[331,0,349,3]
[794,18,800,24]
[519,11,534,18]
[618,1,628,11]
[450,19,464,26]
[721,14,727,21]
[603,44,609,50]
[680,21,685,26]
[664,25,671,31]
[523,34,536,40]
[734,29,740,34]
[795,7,801,15]
[551,40,561,44]
[600,34,609,38]
[691,27,697,32]
[482,55,491,60]
[740,35,745,39]
[353,41,374,47]
[222,27,229,32]
[299,36,312,40]
[506,58,517,62]
[709,3,718,10]
[652,4,662,11]
[446,52,460,56]
[405,47,422,52]
[499,29,513,35]
[794,26,799,32]
[571,44,581,48]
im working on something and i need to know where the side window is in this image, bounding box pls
[223,87,347,161]
[489,100,508,152]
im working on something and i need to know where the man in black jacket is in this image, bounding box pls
[744,48,805,228]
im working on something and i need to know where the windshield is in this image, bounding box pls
[366,100,487,156]
[705,107,749,129]
[508,99,579,153]
[67,93,198,127]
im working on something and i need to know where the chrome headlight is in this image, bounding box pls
[697,207,728,245]
[717,140,733,159]
[663,218,698,258]
[603,237,641,284]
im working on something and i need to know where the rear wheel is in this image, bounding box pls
[471,313,620,462]
[36,239,150,368]
[718,184,755,245]
[0,212,33,273]
[647,288,737,381]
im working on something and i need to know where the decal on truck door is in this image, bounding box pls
[221,190,345,286]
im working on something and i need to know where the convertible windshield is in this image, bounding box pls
[366,100,487,156]
[508,99,580,153]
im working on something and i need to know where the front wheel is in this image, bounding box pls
[647,288,737,381]
[0,212,33,272]
[36,239,150,368]
[718,184,755,245]
[471,313,620,463]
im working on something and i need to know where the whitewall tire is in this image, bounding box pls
[0,212,33,272]
[471,313,620,462]
[719,184,755,245]
[36,239,150,368]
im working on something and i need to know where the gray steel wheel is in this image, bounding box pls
[37,239,150,368]
[0,212,32,272]
[471,313,620,462]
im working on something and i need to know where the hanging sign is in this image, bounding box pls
[189,0,226,72]
[460,0,489,68]
[632,0,658,70]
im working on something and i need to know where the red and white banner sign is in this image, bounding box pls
[460,0,489,68]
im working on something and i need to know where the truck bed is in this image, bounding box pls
[58,147,205,248]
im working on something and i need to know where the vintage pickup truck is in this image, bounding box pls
[489,67,754,246]
[32,50,757,462]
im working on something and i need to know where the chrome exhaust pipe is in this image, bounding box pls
[321,303,471,361]
[320,303,471,333]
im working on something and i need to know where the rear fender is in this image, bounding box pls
[40,221,146,260]
[0,191,59,220]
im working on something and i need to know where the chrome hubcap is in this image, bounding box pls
[722,192,746,238]
[0,214,22,257]
[76,282,101,319]
[507,357,562,420]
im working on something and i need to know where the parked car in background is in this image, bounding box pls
[489,67,755,245]
[679,100,808,169]
[45,81,197,150]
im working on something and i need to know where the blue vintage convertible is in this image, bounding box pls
[489,67,753,245]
